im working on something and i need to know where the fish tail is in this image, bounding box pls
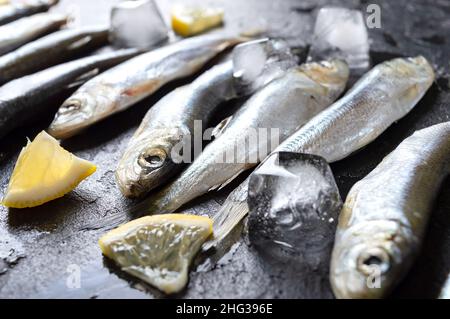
[202,195,249,251]
[77,211,130,232]
[78,195,169,232]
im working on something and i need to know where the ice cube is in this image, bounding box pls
[110,0,169,50]
[247,152,343,264]
[232,38,298,95]
[308,7,370,70]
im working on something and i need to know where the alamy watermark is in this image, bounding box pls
[366,4,382,29]
[154,120,281,165]
[66,264,81,289]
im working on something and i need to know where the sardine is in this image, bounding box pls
[115,39,298,198]
[132,60,349,216]
[0,49,140,139]
[206,56,435,250]
[330,122,450,299]
[0,12,67,56]
[0,0,59,26]
[0,26,109,85]
[48,34,246,139]
[115,61,237,198]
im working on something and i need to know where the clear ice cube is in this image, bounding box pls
[110,0,169,50]
[247,152,343,264]
[232,38,298,95]
[308,7,370,70]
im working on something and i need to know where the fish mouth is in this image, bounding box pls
[115,174,146,198]
[386,56,434,81]
[48,99,91,139]
[331,243,392,299]
[356,246,391,276]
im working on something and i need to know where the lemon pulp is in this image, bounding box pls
[2,131,96,208]
[171,6,224,37]
[99,214,213,294]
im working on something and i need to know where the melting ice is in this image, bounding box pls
[247,152,343,263]
[232,38,299,95]
[308,7,370,71]
[110,0,169,50]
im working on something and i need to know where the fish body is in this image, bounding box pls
[48,34,245,139]
[137,60,349,216]
[0,0,59,26]
[0,26,109,85]
[0,12,67,56]
[115,39,299,198]
[331,122,450,299]
[0,49,140,139]
[206,56,435,250]
[115,61,237,197]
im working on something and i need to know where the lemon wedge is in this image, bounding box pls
[2,131,96,208]
[171,6,224,37]
[99,214,213,294]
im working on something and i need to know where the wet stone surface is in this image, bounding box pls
[1,0,450,298]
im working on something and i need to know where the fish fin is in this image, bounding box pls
[202,189,250,251]
[77,211,130,232]
[211,116,233,139]
[66,68,100,89]
[81,197,158,232]
[67,36,93,50]
[207,165,250,192]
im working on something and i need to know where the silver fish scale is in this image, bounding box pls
[206,56,435,250]
[331,122,450,299]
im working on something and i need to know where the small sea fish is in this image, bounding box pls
[205,56,435,250]
[0,12,67,55]
[0,49,140,139]
[115,61,237,198]
[48,34,246,139]
[0,0,59,26]
[85,59,349,231]
[115,39,298,198]
[0,26,109,85]
[133,60,349,215]
[330,122,450,299]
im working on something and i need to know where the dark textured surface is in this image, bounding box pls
[1,0,450,299]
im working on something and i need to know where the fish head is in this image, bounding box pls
[116,127,189,198]
[382,55,435,104]
[330,220,414,299]
[48,85,117,139]
[298,59,350,98]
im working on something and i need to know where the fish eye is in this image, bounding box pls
[357,247,390,276]
[138,148,167,170]
[61,99,82,113]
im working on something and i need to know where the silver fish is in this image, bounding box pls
[0,12,67,55]
[206,56,435,251]
[115,38,298,198]
[115,61,237,198]
[48,34,246,139]
[0,0,59,26]
[0,26,109,85]
[133,60,349,216]
[330,122,450,299]
[0,49,140,139]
